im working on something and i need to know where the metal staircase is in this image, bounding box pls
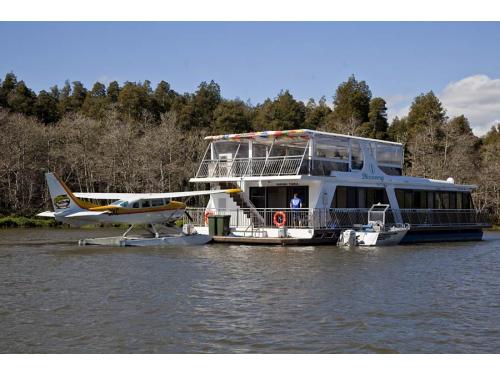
[219,182,266,227]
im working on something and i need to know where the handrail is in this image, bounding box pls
[195,155,306,178]
[185,208,492,229]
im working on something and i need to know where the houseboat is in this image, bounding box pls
[187,129,490,244]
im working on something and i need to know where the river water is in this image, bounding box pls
[0,228,499,353]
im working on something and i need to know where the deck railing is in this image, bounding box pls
[195,156,307,178]
[185,208,491,229]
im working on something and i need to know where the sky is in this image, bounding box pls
[1,22,500,135]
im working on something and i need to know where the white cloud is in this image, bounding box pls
[387,74,500,136]
[440,74,500,136]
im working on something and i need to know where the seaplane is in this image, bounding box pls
[37,172,239,244]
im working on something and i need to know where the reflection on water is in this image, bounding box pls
[0,228,499,353]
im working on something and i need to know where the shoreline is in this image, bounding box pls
[1,215,499,231]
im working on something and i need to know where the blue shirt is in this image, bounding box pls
[290,197,302,209]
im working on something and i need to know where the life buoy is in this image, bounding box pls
[204,210,214,225]
[273,211,287,228]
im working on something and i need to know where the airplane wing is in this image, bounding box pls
[65,211,111,218]
[73,188,241,200]
[37,211,56,218]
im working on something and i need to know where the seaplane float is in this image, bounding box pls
[37,173,240,247]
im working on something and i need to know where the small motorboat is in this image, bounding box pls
[338,204,410,247]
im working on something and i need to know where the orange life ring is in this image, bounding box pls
[273,211,287,228]
[204,210,214,225]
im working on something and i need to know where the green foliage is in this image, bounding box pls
[327,75,371,134]
[178,81,222,130]
[107,81,120,103]
[252,90,306,131]
[81,82,110,119]
[0,215,56,228]
[7,80,36,116]
[358,97,388,139]
[0,72,18,106]
[483,123,500,145]
[213,99,252,134]
[152,80,176,115]
[304,96,331,130]
[34,90,60,124]
[406,91,446,132]
[118,81,152,121]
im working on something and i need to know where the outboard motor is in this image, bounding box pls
[339,229,357,247]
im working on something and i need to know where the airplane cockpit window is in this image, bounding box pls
[151,198,164,207]
[112,200,128,207]
[141,200,151,208]
[132,201,140,208]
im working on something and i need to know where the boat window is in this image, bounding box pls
[252,143,269,158]
[315,138,349,161]
[312,160,349,175]
[396,189,471,209]
[213,141,241,160]
[332,186,388,208]
[449,192,456,209]
[376,144,403,166]
[379,166,402,176]
[151,198,164,207]
[427,191,434,209]
[141,200,151,208]
[350,141,364,170]
[462,192,473,209]
[456,192,462,209]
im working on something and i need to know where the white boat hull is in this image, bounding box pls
[79,234,213,247]
[355,227,409,246]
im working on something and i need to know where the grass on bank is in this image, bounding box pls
[0,215,57,228]
[0,215,186,229]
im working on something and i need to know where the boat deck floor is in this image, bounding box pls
[212,235,337,246]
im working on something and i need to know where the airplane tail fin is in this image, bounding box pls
[45,172,91,213]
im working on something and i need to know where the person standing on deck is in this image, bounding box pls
[290,193,303,226]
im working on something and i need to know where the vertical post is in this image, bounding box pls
[261,139,275,176]
[308,138,313,175]
[348,139,352,172]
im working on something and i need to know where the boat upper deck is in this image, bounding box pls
[193,129,405,178]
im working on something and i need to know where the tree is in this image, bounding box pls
[0,72,18,107]
[58,80,72,114]
[440,115,479,183]
[406,91,446,133]
[404,92,448,178]
[476,124,500,223]
[326,75,372,134]
[6,80,36,116]
[304,96,331,130]
[118,81,152,121]
[252,90,306,131]
[82,82,109,119]
[213,99,252,134]
[152,80,176,115]
[358,97,388,139]
[34,90,60,124]
[387,116,409,144]
[107,81,120,103]
[178,81,222,130]
[69,81,87,112]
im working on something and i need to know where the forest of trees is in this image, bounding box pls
[0,72,498,223]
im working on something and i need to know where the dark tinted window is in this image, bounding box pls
[332,186,388,208]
